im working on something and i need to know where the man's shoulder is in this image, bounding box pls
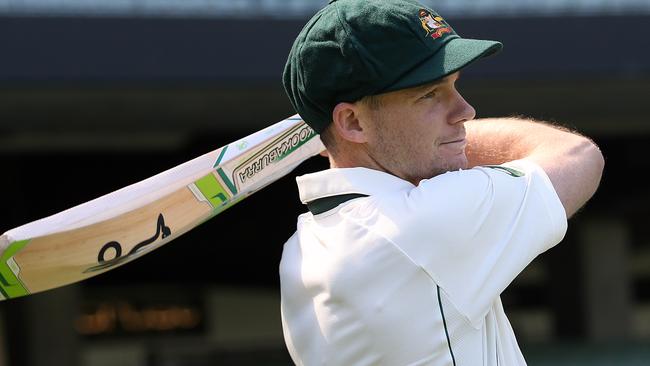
[296,167,413,205]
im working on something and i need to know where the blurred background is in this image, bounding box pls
[0,0,649,365]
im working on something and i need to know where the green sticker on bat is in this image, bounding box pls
[191,173,246,227]
[217,168,238,195]
[194,173,232,208]
[0,239,31,299]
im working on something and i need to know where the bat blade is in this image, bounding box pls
[0,115,323,300]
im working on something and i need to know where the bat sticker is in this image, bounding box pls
[234,124,316,188]
[83,214,171,273]
[0,239,31,298]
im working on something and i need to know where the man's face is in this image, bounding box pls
[359,72,476,185]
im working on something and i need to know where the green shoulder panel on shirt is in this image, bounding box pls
[482,165,525,177]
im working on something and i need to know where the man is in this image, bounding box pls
[279,0,604,365]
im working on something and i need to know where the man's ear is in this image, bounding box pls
[331,102,368,144]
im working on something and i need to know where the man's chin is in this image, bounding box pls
[424,167,462,181]
[445,155,469,171]
[415,156,469,182]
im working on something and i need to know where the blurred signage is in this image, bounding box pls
[75,286,205,338]
[0,0,648,18]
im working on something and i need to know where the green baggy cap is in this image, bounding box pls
[283,0,503,133]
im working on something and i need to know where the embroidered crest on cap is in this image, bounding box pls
[418,9,452,39]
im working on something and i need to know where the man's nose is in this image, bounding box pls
[450,89,476,124]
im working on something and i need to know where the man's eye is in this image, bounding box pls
[421,90,437,99]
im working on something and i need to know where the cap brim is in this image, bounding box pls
[383,38,502,93]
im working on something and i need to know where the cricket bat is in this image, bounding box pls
[0,115,324,300]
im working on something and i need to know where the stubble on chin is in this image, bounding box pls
[422,153,468,182]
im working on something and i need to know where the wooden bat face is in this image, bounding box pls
[0,116,324,300]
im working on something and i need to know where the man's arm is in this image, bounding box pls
[465,117,604,218]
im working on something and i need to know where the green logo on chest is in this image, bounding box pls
[483,165,525,177]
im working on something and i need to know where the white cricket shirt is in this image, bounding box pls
[280,160,567,366]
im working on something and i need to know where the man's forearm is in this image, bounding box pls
[465,117,579,168]
[465,117,604,217]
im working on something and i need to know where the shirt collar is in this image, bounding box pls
[296,167,415,204]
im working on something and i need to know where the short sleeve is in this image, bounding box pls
[381,159,567,327]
